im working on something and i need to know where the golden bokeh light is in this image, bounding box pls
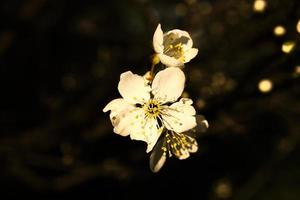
[293,66,300,77]
[297,20,300,34]
[258,79,273,93]
[215,180,232,199]
[273,25,286,36]
[253,0,267,12]
[295,66,300,74]
[281,41,296,54]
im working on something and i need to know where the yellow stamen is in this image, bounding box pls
[143,99,161,119]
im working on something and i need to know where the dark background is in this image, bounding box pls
[1,0,299,199]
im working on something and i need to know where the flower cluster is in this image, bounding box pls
[103,24,208,172]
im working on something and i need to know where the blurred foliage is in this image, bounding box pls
[0,0,299,199]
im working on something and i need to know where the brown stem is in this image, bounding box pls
[149,64,155,81]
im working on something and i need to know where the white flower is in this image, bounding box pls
[153,24,198,68]
[103,67,197,153]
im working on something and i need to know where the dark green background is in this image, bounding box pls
[1,0,299,199]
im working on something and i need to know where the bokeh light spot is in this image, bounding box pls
[258,79,273,93]
[214,179,232,199]
[297,19,300,34]
[295,66,300,74]
[293,66,300,77]
[281,41,296,54]
[273,25,286,36]
[253,0,267,13]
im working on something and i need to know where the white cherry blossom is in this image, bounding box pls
[103,67,197,152]
[153,24,198,68]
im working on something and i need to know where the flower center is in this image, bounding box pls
[163,43,184,61]
[144,99,161,118]
[163,33,189,61]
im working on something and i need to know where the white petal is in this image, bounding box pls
[145,121,163,153]
[153,24,164,53]
[158,54,183,68]
[184,48,198,63]
[113,108,144,137]
[103,98,135,136]
[129,116,162,153]
[167,29,191,39]
[151,153,166,173]
[161,98,197,133]
[118,71,150,104]
[152,67,185,103]
[103,98,126,113]
[107,101,162,152]
[202,120,209,129]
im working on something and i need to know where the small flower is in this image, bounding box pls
[153,24,198,68]
[103,67,197,153]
